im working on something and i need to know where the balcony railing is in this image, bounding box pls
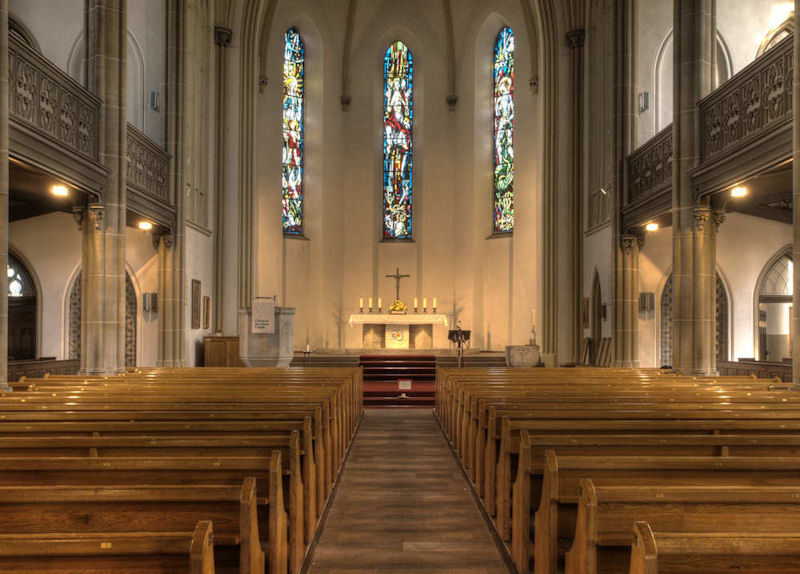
[8,34,100,163]
[627,124,673,205]
[700,34,793,162]
[126,124,171,205]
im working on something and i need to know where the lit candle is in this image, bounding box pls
[368,297,373,308]
[414,297,418,309]
[423,297,427,309]
[433,297,437,309]
[378,297,382,309]
[359,297,364,309]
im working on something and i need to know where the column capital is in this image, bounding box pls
[154,233,175,251]
[692,205,711,232]
[566,28,586,49]
[712,210,726,231]
[87,204,104,231]
[620,234,641,254]
[72,206,85,231]
[214,26,232,48]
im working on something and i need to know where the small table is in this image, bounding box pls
[348,313,449,349]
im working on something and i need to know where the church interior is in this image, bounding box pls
[2,0,800,572]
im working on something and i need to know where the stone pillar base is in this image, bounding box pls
[238,307,296,367]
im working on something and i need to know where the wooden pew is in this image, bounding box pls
[566,481,800,574]
[0,480,262,574]
[0,520,215,573]
[493,421,800,541]
[0,451,289,574]
[629,521,800,574]
[512,448,800,574]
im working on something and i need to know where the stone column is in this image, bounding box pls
[612,0,637,366]
[159,0,186,367]
[0,0,8,387]
[84,0,127,373]
[213,26,231,334]
[618,234,640,367]
[793,0,800,386]
[567,27,585,363]
[690,205,717,374]
[672,0,714,374]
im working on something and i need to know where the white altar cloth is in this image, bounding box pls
[347,313,449,327]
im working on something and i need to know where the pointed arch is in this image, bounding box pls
[753,245,793,361]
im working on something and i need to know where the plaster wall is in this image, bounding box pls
[247,0,545,352]
[637,213,791,367]
[8,212,158,365]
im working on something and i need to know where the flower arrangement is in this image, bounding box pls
[388,299,407,314]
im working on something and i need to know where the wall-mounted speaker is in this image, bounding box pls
[639,292,655,313]
[143,292,158,312]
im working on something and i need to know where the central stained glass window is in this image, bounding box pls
[282,28,304,235]
[383,41,413,239]
[493,27,515,233]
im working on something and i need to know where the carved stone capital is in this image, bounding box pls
[72,206,85,231]
[621,234,639,255]
[214,26,232,47]
[566,28,586,49]
[712,210,726,231]
[693,206,711,232]
[162,233,175,250]
[87,204,104,231]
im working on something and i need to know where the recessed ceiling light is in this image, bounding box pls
[731,186,748,198]
[645,222,659,232]
[138,221,153,231]
[51,185,69,197]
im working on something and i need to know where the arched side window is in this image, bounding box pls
[383,41,413,239]
[758,16,794,57]
[493,27,514,233]
[69,271,137,367]
[756,251,793,362]
[282,27,305,235]
[7,252,37,360]
[661,272,729,367]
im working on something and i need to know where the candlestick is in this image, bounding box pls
[378,297,382,311]
[423,297,427,313]
[368,297,373,312]
[433,297,437,309]
[360,297,364,308]
[414,297,418,312]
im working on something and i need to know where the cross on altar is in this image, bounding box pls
[385,267,410,301]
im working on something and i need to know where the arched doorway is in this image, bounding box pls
[756,251,792,362]
[7,252,37,360]
[69,271,137,367]
[661,272,729,367]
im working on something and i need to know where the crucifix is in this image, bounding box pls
[385,267,410,301]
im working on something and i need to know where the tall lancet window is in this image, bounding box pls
[493,27,515,233]
[282,28,305,235]
[383,41,414,239]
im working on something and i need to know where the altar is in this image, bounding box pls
[348,313,449,349]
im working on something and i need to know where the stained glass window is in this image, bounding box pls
[282,28,305,235]
[7,254,33,298]
[383,41,413,239]
[493,27,515,233]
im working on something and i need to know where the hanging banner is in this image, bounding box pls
[251,298,275,334]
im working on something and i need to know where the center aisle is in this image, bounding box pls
[307,409,511,574]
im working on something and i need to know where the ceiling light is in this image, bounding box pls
[138,221,153,231]
[645,222,659,232]
[51,185,69,197]
[731,186,748,198]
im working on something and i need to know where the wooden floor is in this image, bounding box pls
[307,408,511,574]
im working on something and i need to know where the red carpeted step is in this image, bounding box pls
[359,354,436,408]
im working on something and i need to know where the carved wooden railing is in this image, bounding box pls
[126,124,171,205]
[8,34,100,162]
[626,124,673,205]
[700,34,793,162]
